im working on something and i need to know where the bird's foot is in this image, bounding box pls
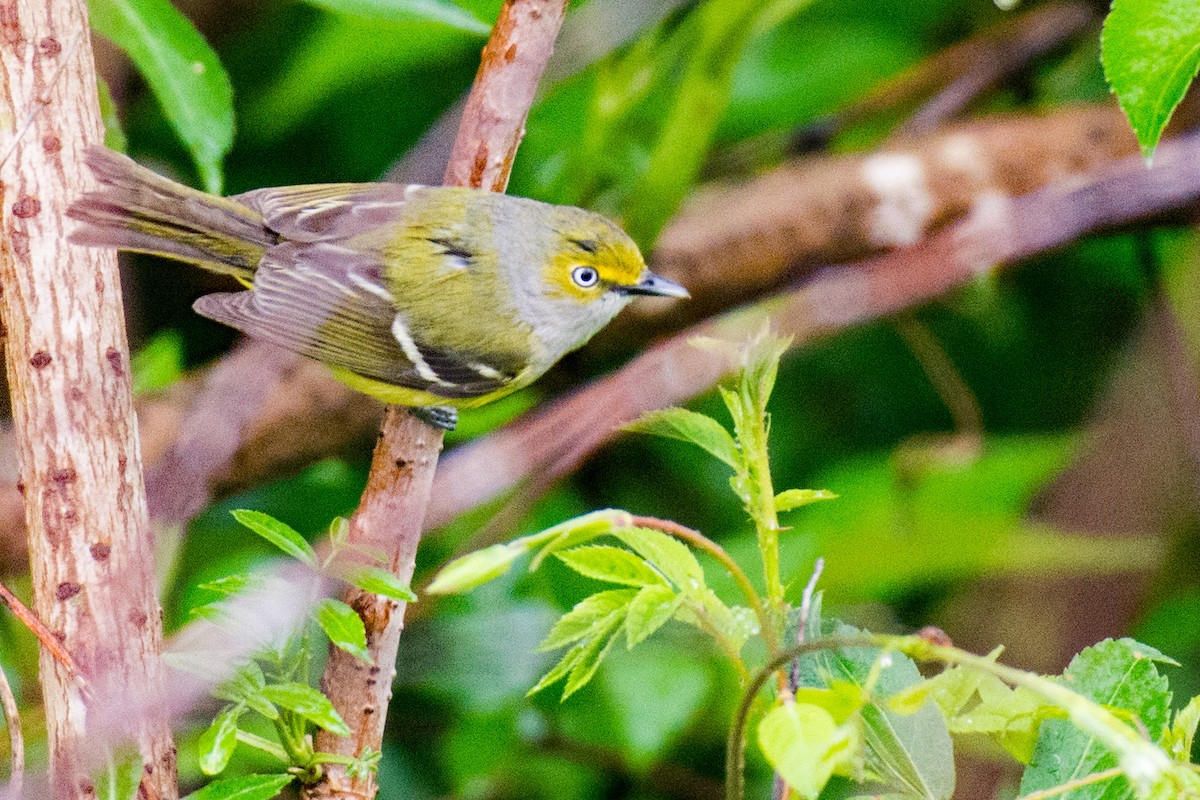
[413,405,457,431]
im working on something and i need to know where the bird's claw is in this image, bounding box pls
[413,405,457,431]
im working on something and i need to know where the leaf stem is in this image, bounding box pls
[1014,768,1124,800]
[236,729,290,763]
[628,515,777,656]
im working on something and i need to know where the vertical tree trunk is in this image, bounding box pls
[0,2,177,797]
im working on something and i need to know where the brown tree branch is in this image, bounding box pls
[0,1,175,797]
[303,2,569,798]
[424,127,1200,530]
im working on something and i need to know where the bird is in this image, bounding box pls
[68,147,688,430]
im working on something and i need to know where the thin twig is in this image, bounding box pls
[892,313,984,438]
[0,583,90,701]
[1013,768,1124,800]
[0,660,23,796]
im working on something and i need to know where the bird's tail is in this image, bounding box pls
[68,147,276,281]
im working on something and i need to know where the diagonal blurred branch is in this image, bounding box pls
[424,127,1200,529]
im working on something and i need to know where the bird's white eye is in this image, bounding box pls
[571,265,600,288]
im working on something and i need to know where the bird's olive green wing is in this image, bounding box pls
[234,183,418,242]
[192,243,520,399]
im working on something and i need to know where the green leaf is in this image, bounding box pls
[427,541,526,594]
[197,573,258,598]
[537,589,638,652]
[198,705,241,776]
[1165,695,1200,762]
[1102,0,1200,159]
[624,408,740,468]
[182,774,295,800]
[611,527,704,590]
[97,77,127,153]
[89,0,234,192]
[300,0,490,33]
[563,624,621,700]
[556,545,665,587]
[131,329,184,396]
[530,609,626,698]
[95,747,143,800]
[945,675,1055,763]
[1019,638,1173,798]
[260,683,351,736]
[797,621,955,800]
[212,662,278,720]
[349,566,416,601]
[230,510,317,566]
[759,702,855,799]
[624,584,683,648]
[315,599,371,663]
[774,488,837,512]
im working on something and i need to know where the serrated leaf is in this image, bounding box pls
[611,527,704,590]
[625,584,683,648]
[893,647,1003,719]
[797,621,955,800]
[624,408,740,468]
[741,332,791,416]
[531,609,625,698]
[949,675,1056,764]
[563,625,621,700]
[528,645,587,696]
[675,589,758,652]
[315,599,371,663]
[182,774,295,800]
[1165,695,1200,762]
[537,589,638,651]
[230,510,317,566]
[557,545,665,587]
[95,747,142,800]
[529,510,634,569]
[1102,0,1200,159]
[198,705,241,776]
[774,488,838,512]
[260,682,351,736]
[759,702,855,799]
[1019,638,1173,798]
[427,541,526,594]
[300,0,489,33]
[349,566,416,601]
[89,0,234,192]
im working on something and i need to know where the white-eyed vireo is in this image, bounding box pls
[68,148,687,429]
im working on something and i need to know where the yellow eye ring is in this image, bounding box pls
[571,265,599,288]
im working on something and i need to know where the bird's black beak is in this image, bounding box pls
[620,271,690,298]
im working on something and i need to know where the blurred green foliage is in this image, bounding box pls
[4,0,1199,797]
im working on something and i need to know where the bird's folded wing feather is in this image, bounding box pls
[193,244,517,399]
[234,183,419,242]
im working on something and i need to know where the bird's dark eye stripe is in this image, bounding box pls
[570,238,599,254]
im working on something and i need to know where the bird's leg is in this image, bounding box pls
[412,405,458,431]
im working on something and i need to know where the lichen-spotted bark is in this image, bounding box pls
[0,1,176,797]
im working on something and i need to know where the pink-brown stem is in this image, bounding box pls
[304,2,570,798]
